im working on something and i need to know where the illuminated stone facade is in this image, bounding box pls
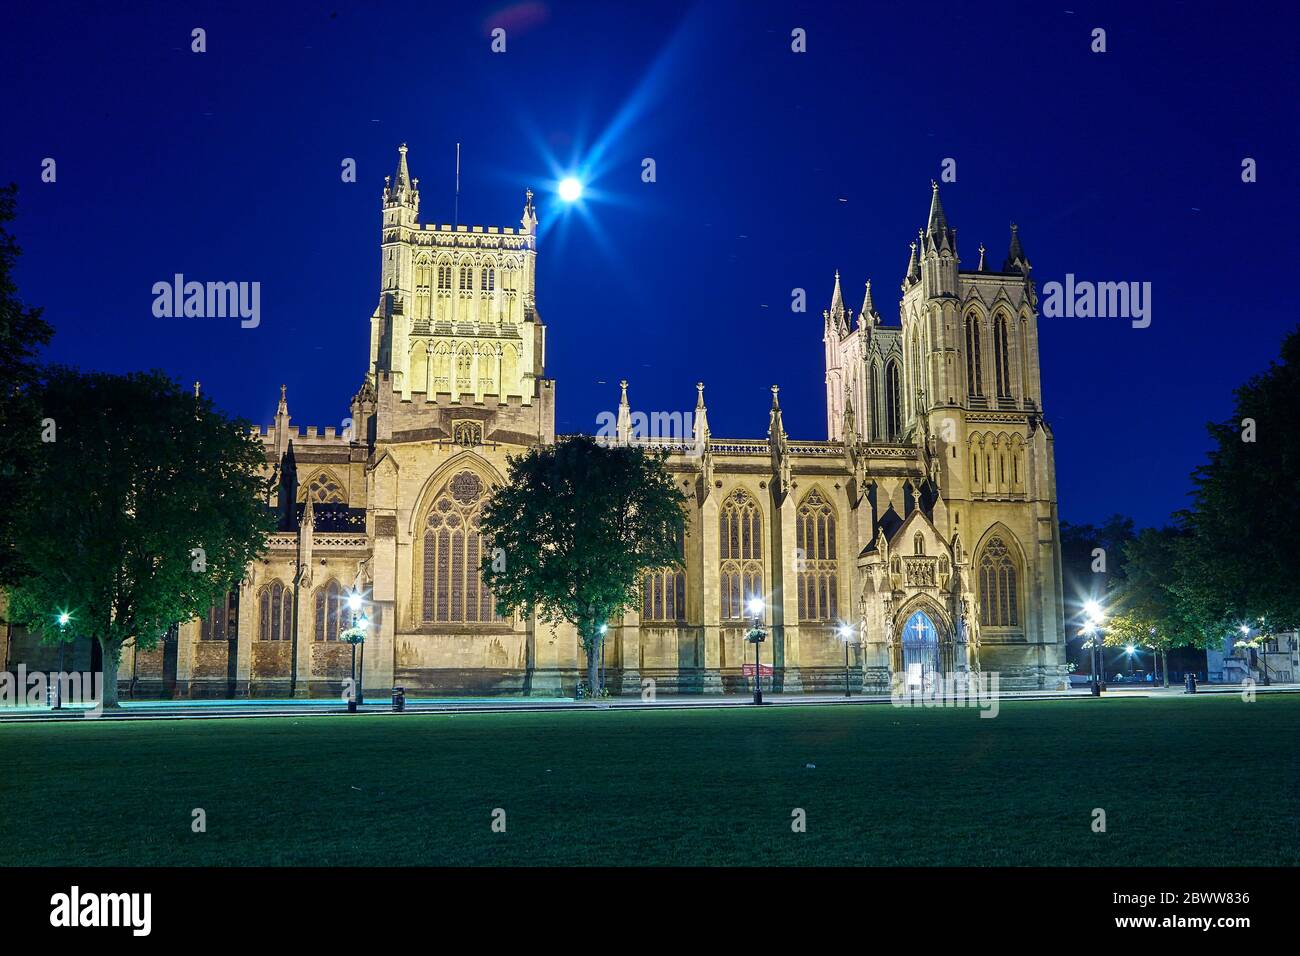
[120,148,1069,697]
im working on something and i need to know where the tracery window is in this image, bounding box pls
[313,579,343,642]
[299,471,345,504]
[643,527,686,623]
[200,591,238,641]
[885,360,903,439]
[422,471,500,624]
[458,264,473,293]
[257,581,293,642]
[481,265,495,292]
[994,313,1012,398]
[978,536,1019,627]
[966,313,984,396]
[437,263,452,291]
[796,490,837,622]
[720,490,764,620]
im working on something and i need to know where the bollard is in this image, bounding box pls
[392,686,406,713]
[1184,673,1197,694]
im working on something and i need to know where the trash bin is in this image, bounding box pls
[392,686,406,712]
[1184,673,1197,694]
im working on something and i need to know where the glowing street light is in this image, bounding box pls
[837,623,859,698]
[558,177,583,202]
[745,598,766,705]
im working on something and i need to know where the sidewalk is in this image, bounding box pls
[3,681,1297,723]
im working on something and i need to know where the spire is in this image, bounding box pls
[768,384,785,438]
[393,143,411,191]
[193,380,201,398]
[382,143,419,212]
[977,242,987,272]
[904,239,919,287]
[302,493,315,529]
[521,187,538,234]
[827,270,848,334]
[693,382,709,444]
[860,279,880,324]
[616,379,631,444]
[1004,222,1030,273]
[926,180,948,237]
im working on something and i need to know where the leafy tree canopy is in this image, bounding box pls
[479,435,688,692]
[0,183,55,585]
[8,368,275,705]
[1173,326,1300,634]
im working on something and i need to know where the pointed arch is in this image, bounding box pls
[796,486,838,622]
[299,468,346,504]
[884,358,903,440]
[964,308,984,397]
[973,524,1025,629]
[419,468,501,624]
[257,580,293,642]
[719,488,764,621]
[993,309,1013,399]
[313,578,345,642]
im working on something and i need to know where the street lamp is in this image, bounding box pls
[1082,600,1106,694]
[837,623,858,698]
[599,623,608,695]
[342,592,367,712]
[52,610,71,709]
[746,597,766,705]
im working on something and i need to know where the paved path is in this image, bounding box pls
[2,681,1297,723]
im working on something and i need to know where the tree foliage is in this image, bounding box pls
[1173,326,1300,635]
[479,435,688,692]
[0,183,55,585]
[8,368,275,705]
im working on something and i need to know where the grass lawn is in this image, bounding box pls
[2,695,1297,866]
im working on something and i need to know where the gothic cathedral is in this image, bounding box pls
[123,146,1069,697]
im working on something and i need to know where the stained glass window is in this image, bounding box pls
[422,471,500,624]
[978,536,1019,627]
[796,490,838,622]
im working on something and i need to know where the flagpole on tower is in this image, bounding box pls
[454,142,460,229]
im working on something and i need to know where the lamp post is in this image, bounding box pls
[1083,600,1106,694]
[745,597,766,705]
[52,611,70,709]
[599,622,608,695]
[838,623,858,698]
[342,592,368,712]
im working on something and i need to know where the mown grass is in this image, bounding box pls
[2,695,1295,866]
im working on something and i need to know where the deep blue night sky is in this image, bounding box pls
[2,1,1296,528]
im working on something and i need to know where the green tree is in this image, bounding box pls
[0,183,55,586]
[1103,527,1199,686]
[1174,326,1300,635]
[479,435,688,695]
[8,368,274,706]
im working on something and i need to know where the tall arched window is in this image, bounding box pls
[978,536,1019,627]
[313,579,344,642]
[720,490,763,620]
[200,591,238,641]
[257,581,293,642]
[885,360,903,440]
[796,490,837,622]
[643,526,686,623]
[965,313,983,397]
[480,264,495,293]
[458,262,474,293]
[422,471,500,623]
[993,313,1012,398]
[869,360,881,439]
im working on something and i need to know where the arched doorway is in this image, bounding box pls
[900,609,940,689]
